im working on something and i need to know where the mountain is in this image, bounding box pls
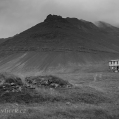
[0,14,119,74]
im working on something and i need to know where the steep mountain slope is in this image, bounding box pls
[0,14,119,73]
[0,38,8,44]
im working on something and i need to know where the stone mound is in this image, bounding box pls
[25,75,73,88]
[0,73,23,94]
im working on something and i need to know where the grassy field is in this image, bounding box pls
[1,68,119,119]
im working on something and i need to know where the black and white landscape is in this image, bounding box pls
[0,0,119,119]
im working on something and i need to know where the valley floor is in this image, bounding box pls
[1,71,119,119]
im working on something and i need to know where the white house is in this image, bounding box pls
[109,60,119,72]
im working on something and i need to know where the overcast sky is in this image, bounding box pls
[0,0,119,38]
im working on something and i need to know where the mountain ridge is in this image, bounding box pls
[0,14,119,53]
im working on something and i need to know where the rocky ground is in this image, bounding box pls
[0,73,73,103]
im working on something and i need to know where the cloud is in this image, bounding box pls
[0,0,119,38]
[50,0,119,22]
[0,0,49,37]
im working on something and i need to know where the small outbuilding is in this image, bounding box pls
[109,60,119,72]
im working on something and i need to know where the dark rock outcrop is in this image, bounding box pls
[44,14,68,23]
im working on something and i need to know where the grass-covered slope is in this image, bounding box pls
[0,72,119,119]
[0,73,110,105]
